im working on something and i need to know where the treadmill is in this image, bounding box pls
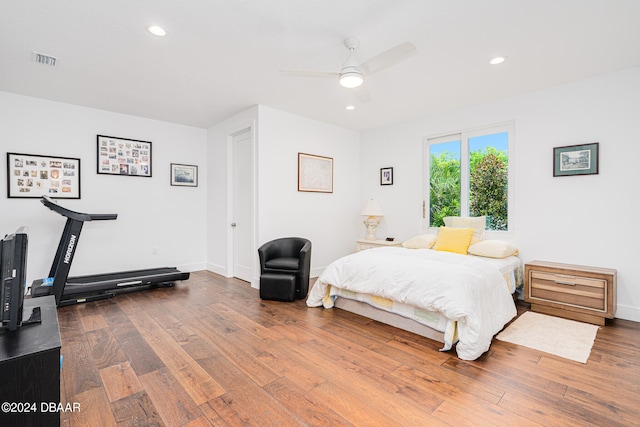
[32,196,190,306]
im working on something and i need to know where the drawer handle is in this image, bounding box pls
[554,280,576,286]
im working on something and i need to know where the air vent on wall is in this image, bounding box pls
[32,51,57,66]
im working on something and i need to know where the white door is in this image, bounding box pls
[232,129,252,282]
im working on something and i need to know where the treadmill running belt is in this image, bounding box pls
[62,267,189,296]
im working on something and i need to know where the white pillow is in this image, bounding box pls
[443,216,486,245]
[402,234,437,249]
[468,240,518,258]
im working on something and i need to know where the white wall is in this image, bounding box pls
[257,106,361,277]
[206,105,361,284]
[0,91,208,287]
[206,106,258,276]
[6,66,637,320]
[360,66,640,322]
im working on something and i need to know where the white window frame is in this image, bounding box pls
[422,121,515,234]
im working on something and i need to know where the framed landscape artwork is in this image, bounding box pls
[553,142,599,177]
[7,152,81,199]
[170,163,198,187]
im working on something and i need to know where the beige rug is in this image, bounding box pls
[496,311,599,363]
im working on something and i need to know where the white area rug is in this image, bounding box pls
[496,311,599,363]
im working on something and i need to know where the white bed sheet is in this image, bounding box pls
[306,247,520,360]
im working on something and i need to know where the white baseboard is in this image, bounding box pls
[311,266,325,278]
[177,262,207,272]
[614,304,640,323]
[206,262,229,277]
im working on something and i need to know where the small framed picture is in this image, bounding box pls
[380,167,393,185]
[298,153,333,193]
[170,163,198,187]
[553,143,599,177]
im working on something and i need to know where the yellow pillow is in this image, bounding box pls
[402,234,437,249]
[433,227,474,255]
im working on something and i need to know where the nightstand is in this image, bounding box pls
[524,260,616,326]
[356,239,402,251]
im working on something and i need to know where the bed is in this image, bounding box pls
[306,242,523,361]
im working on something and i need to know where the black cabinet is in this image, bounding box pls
[0,296,61,427]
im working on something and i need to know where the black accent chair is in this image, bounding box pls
[258,237,311,300]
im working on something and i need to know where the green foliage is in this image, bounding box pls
[470,146,508,171]
[429,151,460,226]
[429,147,508,230]
[470,152,508,230]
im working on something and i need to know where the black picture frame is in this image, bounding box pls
[380,167,393,185]
[97,135,152,177]
[553,142,599,177]
[7,152,81,199]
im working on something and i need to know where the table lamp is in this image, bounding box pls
[360,199,384,240]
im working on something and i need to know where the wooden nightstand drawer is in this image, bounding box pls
[530,271,606,289]
[529,271,606,311]
[525,261,616,325]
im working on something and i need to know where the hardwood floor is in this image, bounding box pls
[57,271,640,426]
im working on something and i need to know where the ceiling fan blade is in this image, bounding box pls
[280,68,339,78]
[359,42,416,75]
[352,86,371,103]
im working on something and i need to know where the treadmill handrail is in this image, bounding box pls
[41,195,117,222]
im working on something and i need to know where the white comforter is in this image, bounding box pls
[306,247,517,360]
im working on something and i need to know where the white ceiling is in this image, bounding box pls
[2,0,640,132]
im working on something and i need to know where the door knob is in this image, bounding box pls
[231,223,237,227]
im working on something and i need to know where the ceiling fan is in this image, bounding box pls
[281,37,416,91]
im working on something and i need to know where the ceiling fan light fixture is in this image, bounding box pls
[339,69,364,88]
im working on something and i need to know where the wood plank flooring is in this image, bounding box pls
[57,271,640,426]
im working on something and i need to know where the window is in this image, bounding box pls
[424,123,513,231]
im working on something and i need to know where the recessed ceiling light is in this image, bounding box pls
[345,105,355,111]
[489,57,505,65]
[148,25,167,37]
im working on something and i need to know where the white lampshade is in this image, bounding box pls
[360,199,384,217]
